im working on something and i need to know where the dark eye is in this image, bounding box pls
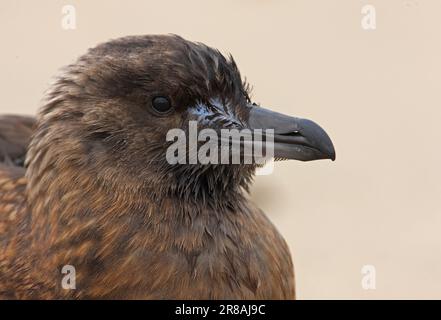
[152,96,172,114]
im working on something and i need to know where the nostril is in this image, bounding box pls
[278,131,301,137]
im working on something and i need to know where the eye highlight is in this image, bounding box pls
[152,96,172,114]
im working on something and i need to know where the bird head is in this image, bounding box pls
[30,35,335,202]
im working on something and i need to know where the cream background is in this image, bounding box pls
[1,0,440,299]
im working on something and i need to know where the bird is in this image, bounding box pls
[0,34,335,299]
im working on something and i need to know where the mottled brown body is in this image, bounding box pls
[0,35,295,299]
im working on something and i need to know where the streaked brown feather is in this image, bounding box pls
[0,35,295,299]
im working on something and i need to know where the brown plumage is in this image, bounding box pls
[0,35,335,299]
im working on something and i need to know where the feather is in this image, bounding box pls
[0,35,295,299]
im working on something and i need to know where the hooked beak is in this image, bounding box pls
[248,105,336,161]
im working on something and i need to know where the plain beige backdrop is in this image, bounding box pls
[1,0,440,299]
